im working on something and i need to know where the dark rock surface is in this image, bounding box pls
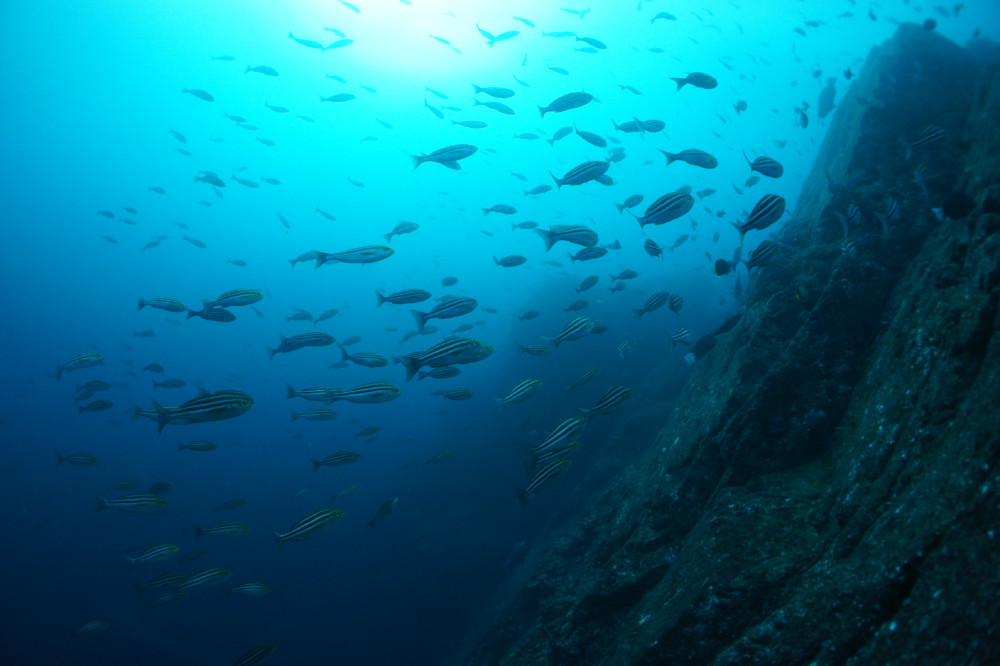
[463,24,1000,666]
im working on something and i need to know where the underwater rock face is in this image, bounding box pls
[463,24,1000,666]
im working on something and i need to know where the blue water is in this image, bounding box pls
[1,1,994,664]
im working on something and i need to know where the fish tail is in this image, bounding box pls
[375,290,385,307]
[177,442,186,451]
[534,228,555,251]
[137,298,146,311]
[95,495,109,512]
[397,356,420,382]
[55,365,63,381]
[132,582,145,599]
[313,251,329,268]
[311,459,321,472]
[670,77,686,90]
[152,400,168,435]
[285,384,296,400]
[410,309,428,332]
[516,488,529,508]
[408,152,422,170]
[55,451,63,466]
[290,412,298,422]
[538,106,547,118]
[185,307,199,319]
[548,172,562,190]
[615,203,625,213]
[662,151,677,165]
[382,232,393,242]
[273,531,284,552]
[266,347,277,361]
[494,397,503,412]
[193,524,204,539]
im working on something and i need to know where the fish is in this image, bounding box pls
[632,192,695,228]
[438,388,474,401]
[644,239,663,257]
[245,65,279,76]
[153,379,186,389]
[569,368,600,390]
[474,99,515,115]
[311,451,363,471]
[539,92,593,117]
[321,93,356,103]
[535,225,598,250]
[904,126,945,159]
[273,508,344,549]
[418,366,461,381]
[517,343,550,357]
[671,73,718,90]
[74,620,110,636]
[517,459,571,507]
[207,289,263,308]
[580,385,633,415]
[383,221,419,242]
[291,408,338,422]
[178,440,217,452]
[325,38,354,50]
[55,452,99,466]
[651,11,677,22]
[545,317,595,348]
[551,161,609,189]
[178,567,232,591]
[494,255,527,267]
[452,120,488,129]
[411,144,478,170]
[337,347,389,368]
[267,332,335,359]
[635,292,670,318]
[151,390,253,434]
[411,297,478,331]
[743,151,784,178]
[661,149,718,169]
[744,240,780,270]
[376,289,431,306]
[495,379,542,409]
[231,645,276,666]
[669,294,684,314]
[670,328,692,348]
[396,337,494,381]
[313,246,394,266]
[547,126,573,145]
[569,247,607,262]
[615,195,644,214]
[483,204,517,216]
[369,498,398,529]
[182,88,214,102]
[229,584,271,597]
[194,522,251,538]
[576,276,599,293]
[56,352,104,380]
[817,78,837,118]
[327,382,401,403]
[734,194,786,242]
[96,493,168,513]
[473,84,515,98]
[525,185,552,196]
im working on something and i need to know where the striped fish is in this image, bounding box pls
[495,379,542,409]
[581,386,633,415]
[517,459,571,506]
[147,481,171,496]
[152,390,253,434]
[875,197,899,240]
[670,327,691,349]
[743,152,783,178]
[313,245,394,267]
[274,508,344,549]
[744,240,779,270]
[521,441,581,474]
[643,238,663,257]
[661,149,718,169]
[383,220,419,242]
[186,306,236,322]
[178,567,231,591]
[327,382,401,403]
[56,452,99,466]
[734,194,785,241]
[208,289,262,308]
[569,367,600,390]
[311,452,362,471]
[618,339,636,358]
[376,289,431,306]
[369,498,398,529]
[267,332,335,359]
[438,388,474,400]
[632,192,694,228]
[545,317,595,347]
[904,125,945,159]
[125,544,179,568]
[411,144,478,169]
[411,297,477,331]
[396,337,494,381]
[534,224,598,251]
[133,572,187,599]
[285,384,335,403]
[178,440,217,452]
[291,408,338,421]
[551,160,609,188]
[536,416,587,454]
[194,522,251,538]
[56,352,104,381]
[232,644,276,666]
[494,255,527,267]
[569,246,608,262]
[96,493,167,513]
[338,347,389,368]
[516,343,550,357]
[215,498,246,512]
[669,294,684,314]
[635,292,670,318]
[539,91,593,117]
[671,72,718,89]
[576,275,599,292]
[137,297,186,312]
[228,583,271,597]
[288,250,319,268]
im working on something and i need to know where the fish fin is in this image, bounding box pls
[273,531,284,552]
[152,400,168,435]
[410,309,428,332]
[533,228,555,251]
[516,488,529,508]
[95,495,109,512]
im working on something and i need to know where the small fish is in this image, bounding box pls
[245,65,279,76]
[495,379,541,409]
[369,498,398,529]
[743,151,784,178]
[96,493,168,513]
[517,459,571,507]
[494,255,527,267]
[232,644,276,666]
[661,149,718,169]
[321,93,356,103]
[182,88,214,102]
[539,92,593,117]
[273,508,345,549]
[581,385,633,415]
[671,73,718,90]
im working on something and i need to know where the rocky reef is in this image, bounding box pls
[463,24,1000,665]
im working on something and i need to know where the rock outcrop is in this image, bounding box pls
[463,24,1000,666]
